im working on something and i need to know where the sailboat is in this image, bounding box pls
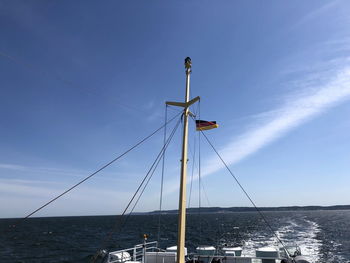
[100,58,313,263]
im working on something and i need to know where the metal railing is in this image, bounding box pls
[108,243,294,263]
[108,241,160,263]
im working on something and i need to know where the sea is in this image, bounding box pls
[0,210,349,263]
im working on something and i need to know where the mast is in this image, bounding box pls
[177,57,191,263]
[166,57,199,263]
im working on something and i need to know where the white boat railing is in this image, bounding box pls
[108,250,288,263]
[189,255,287,263]
[108,241,161,263]
[107,242,296,263]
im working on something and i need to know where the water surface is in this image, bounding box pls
[1,210,349,263]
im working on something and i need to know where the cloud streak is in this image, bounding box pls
[202,66,350,176]
[0,177,136,218]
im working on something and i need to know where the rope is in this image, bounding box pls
[200,181,211,207]
[187,95,202,207]
[91,116,182,263]
[198,101,202,245]
[198,129,290,255]
[157,105,168,242]
[187,139,212,209]
[119,117,180,231]
[187,131,197,208]
[187,121,212,209]
[16,112,181,224]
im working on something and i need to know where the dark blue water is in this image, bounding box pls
[1,210,349,263]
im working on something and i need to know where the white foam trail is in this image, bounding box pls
[241,218,324,261]
[273,218,346,262]
[217,215,347,262]
[296,219,322,262]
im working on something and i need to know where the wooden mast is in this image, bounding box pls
[166,57,199,263]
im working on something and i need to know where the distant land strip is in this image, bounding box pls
[145,205,350,214]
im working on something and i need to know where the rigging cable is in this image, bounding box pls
[200,180,211,207]
[188,99,200,208]
[198,101,203,245]
[91,116,182,263]
[198,128,290,254]
[124,115,180,229]
[187,130,197,208]
[187,127,211,207]
[157,105,167,242]
[187,141,212,209]
[17,111,182,224]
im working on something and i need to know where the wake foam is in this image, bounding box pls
[241,217,346,262]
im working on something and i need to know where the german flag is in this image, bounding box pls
[196,120,219,131]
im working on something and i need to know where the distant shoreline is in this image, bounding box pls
[146,205,350,215]
[2,205,349,219]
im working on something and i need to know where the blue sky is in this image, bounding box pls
[1,1,350,218]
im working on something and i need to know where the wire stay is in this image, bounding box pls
[195,119,289,255]
[91,115,182,263]
[17,112,182,224]
[157,105,168,242]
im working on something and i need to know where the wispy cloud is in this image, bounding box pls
[292,1,340,29]
[0,177,136,217]
[0,178,63,198]
[202,66,350,176]
[156,63,350,197]
[146,110,163,122]
[0,163,86,178]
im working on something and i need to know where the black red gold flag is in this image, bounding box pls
[195,120,219,131]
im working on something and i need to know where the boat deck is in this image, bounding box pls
[105,242,289,263]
